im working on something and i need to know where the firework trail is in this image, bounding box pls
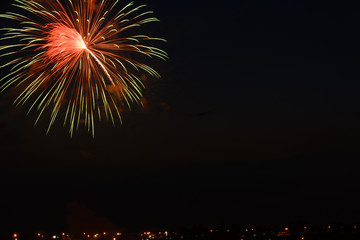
[0,0,167,137]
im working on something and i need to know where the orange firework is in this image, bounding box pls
[0,0,167,137]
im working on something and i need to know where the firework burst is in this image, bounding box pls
[0,0,167,137]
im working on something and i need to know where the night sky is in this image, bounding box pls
[1,0,360,235]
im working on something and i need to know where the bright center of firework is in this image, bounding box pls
[44,24,90,61]
[44,24,116,85]
[77,37,88,50]
[79,38,87,50]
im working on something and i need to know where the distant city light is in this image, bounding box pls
[10,224,357,240]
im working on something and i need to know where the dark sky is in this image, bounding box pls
[1,0,360,235]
